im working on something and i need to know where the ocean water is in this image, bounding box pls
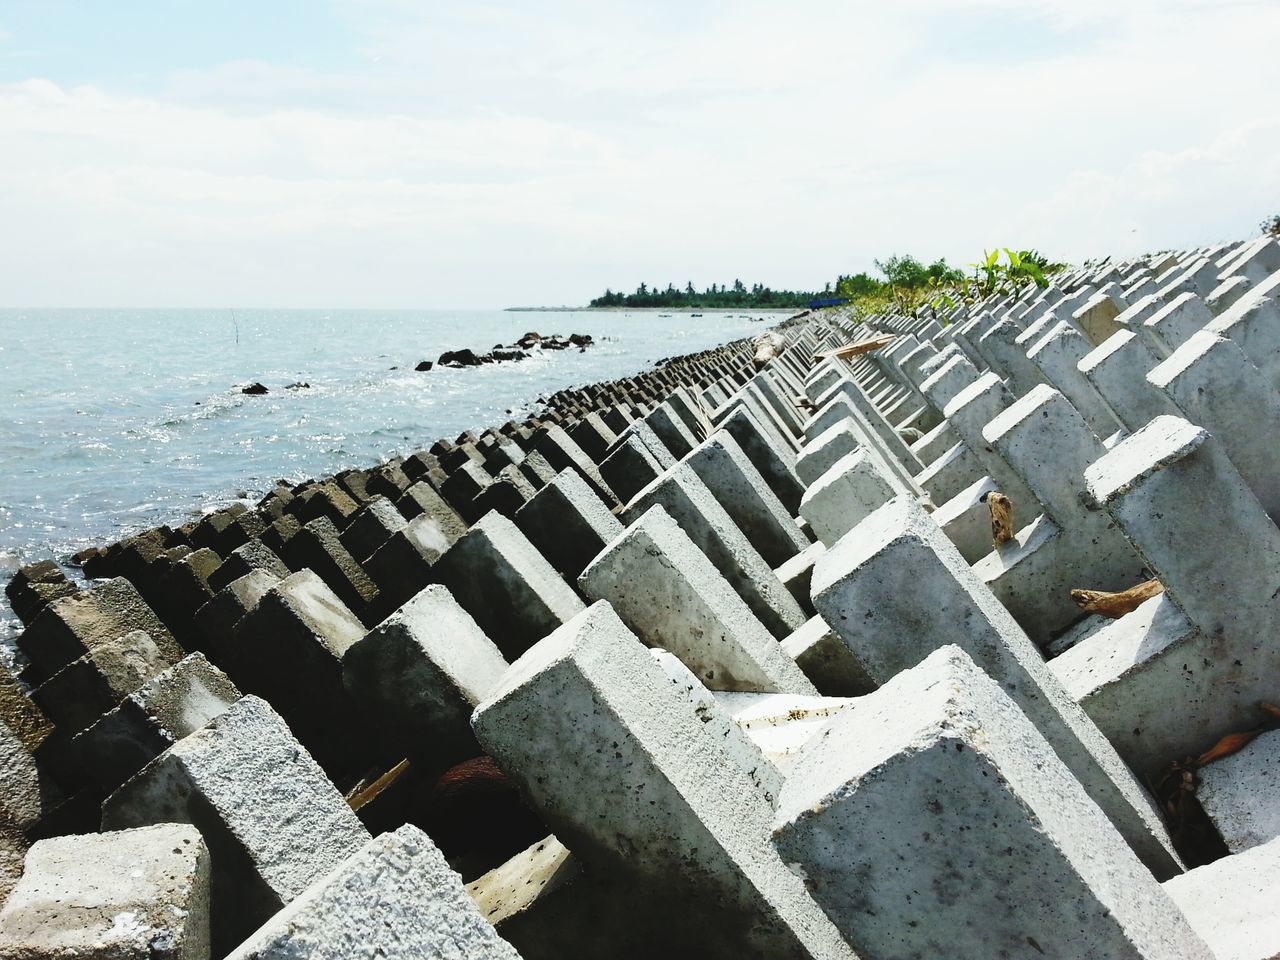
[0,307,783,636]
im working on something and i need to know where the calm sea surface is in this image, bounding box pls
[0,308,782,638]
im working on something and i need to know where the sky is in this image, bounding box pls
[0,0,1277,308]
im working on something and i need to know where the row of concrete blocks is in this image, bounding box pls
[1,292,1275,957]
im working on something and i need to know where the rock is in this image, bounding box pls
[414,360,433,372]
[569,333,593,347]
[488,347,526,362]
[284,381,310,390]
[438,349,482,368]
[241,382,269,395]
[517,331,542,348]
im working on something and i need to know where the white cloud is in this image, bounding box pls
[1,0,1278,306]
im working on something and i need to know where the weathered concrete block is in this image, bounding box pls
[1197,729,1280,853]
[645,401,699,457]
[103,695,370,954]
[17,577,182,684]
[338,495,407,563]
[599,434,665,504]
[4,560,76,625]
[206,540,289,594]
[190,570,279,666]
[580,504,813,694]
[343,584,507,773]
[32,628,173,735]
[719,406,806,513]
[435,512,585,660]
[810,496,1181,879]
[280,516,379,620]
[799,448,899,547]
[514,468,623,581]
[780,615,876,697]
[73,652,241,793]
[532,424,618,506]
[773,645,1210,960]
[227,825,520,958]
[795,420,860,486]
[1163,835,1280,960]
[471,601,853,960]
[621,463,806,639]
[226,571,372,778]
[774,540,823,616]
[0,823,210,960]
[685,431,809,568]
[362,507,465,620]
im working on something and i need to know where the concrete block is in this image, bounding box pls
[471,601,854,960]
[645,401,699,457]
[795,419,860,487]
[514,468,623,581]
[206,540,289,594]
[0,823,210,960]
[190,570,279,666]
[343,584,508,773]
[580,505,814,694]
[780,615,876,697]
[1078,329,1177,433]
[932,474,999,563]
[73,651,241,794]
[1197,729,1280,853]
[719,406,806,513]
[1163,836,1280,960]
[799,449,898,547]
[338,495,407,563]
[32,629,173,736]
[599,434,665,504]
[280,517,379,619]
[774,540,823,616]
[4,560,76,625]
[773,645,1210,960]
[103,695,370,954]
[810,496,1181,879]
[621,464,806,639]
[532,424,618,506]
[362,507,465,619]
[435,511,585,661]
[17,577,182,684]
[684,431,809,567]
[225,824,519,959]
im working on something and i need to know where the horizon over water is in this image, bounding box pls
[0,307,787,643]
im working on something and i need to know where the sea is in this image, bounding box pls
[0,307,788,644]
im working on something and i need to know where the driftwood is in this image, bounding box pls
[752,331,787,368]
[1070,579,1164,618]
[985,492,1015,547]
[814,334,896,361]
[347,758,410,811]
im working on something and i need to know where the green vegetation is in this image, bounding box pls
[589,280,821,309]
[835,248,1067,318]
[1262,213,1280,237]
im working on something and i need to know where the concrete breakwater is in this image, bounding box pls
[1,236,1279,958]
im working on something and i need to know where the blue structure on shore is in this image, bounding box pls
[808,297,849,309]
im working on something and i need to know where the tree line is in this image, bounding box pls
[589,280,825,309]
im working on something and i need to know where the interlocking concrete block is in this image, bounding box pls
[532,423,618,506]
[17,577,182,684]
[1163,836,1280,960]
[281,517,379,619]
[225,824,519,960]
[338,495,408,563]
[780,615,876,697]
[435,511,585,660]
[362,507,465,620]
[795,420,860,487]
[580,505,813,694]
[191,570,279,667]
[773,645,1210,960]
[514,468,623,581]
[775,540,823,616]
[810,496,1181,879]
[206,540,289,594]
[1197,729,1280,853]
[343,584,507,773]
[226,570,372,778]
[73,652,241,793]
[471,601,854,960]
[719,407,806,513]
[0,823,210,960]
[599,434,666,504]
[622,463,806,639]
[32,629,173,736]
[799,449,899,547]
[4,560,76,625]
[685,431,809,568]
[103,695,370,954]
[645,401,699,457]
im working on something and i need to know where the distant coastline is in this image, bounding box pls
[504,306,798,313]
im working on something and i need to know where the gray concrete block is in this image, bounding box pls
[0,823,210,960]
[280,517,379,619]
[1197,729,1280,853]
[73,651,241,794]
[685,431,809,568]
[435,511,585,660]
[810,496,1182,879]
[580,505,813,694]
[774,540,823,617]
[719,407,806,513]
[191,570,279,667]
[773,645,1210,960]
[17,577,182,684]
[471,601,854,960]
[343,584,508,773]
[532,423,618,506]
[621,464,806,639]
[599,434,665,504]
[514,468,624,581]
[225,824,519,959]
[207,540,289,594]
[103,695,370,954]
[1163,836,1280,960]
[338,495,408,564]
[780,615,876,697]
[796,420,860,487]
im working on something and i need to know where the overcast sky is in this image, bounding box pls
[1,0,1277,308]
